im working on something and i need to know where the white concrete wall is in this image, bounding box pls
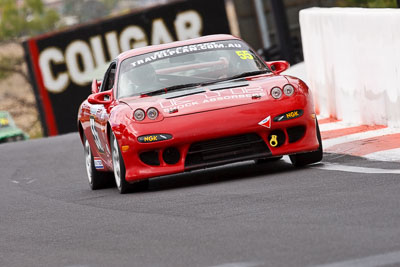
[300,8,400,128]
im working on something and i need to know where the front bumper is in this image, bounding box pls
[119,95,319,182]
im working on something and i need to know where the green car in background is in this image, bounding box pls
[0,111,29,143]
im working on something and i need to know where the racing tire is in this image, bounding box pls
[255,156,283,165]
[111,132,149,194]
[289,120,323,167]
[84,136,112,190]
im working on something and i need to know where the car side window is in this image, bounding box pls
[100,62,116,92]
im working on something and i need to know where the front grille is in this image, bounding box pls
[185,133,271,170]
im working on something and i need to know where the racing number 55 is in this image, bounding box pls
[235,50,254,60]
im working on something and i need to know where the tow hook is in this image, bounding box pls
[269,135,278,147]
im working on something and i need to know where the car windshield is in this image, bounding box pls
[117,39,270,98]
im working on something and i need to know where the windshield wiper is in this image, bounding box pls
[227,70,270,80]
[140,70,269,96]
[186,70,270,88]
[163,82,203,92]
[141,82,202,96]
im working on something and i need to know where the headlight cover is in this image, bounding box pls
[271,87,283,99]
[283,84,295,96]
[134,109,145,121]
[147,108,159,120]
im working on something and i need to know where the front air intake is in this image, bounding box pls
[185,133,271,170]
[287,126,306,143]
[139,151,160,166]
[163,147,180,165]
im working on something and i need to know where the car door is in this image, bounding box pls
[88,62,117,166]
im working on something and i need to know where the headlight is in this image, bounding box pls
[134,109,145,121]
[283,84,295,96]
[271,87,282,99]
[147,108,159,120]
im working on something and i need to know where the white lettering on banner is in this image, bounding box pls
[39,47,69,93]
[65,40,95,86]
[151,19,174,45]
[175,10,202,40]
[90,36,107,67]
[38,9,204,93]
[120,26,148,51]
[105,31,120,59]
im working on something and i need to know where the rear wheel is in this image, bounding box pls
[111,132,149,194]
[84,136,111,190]
[289,121,323,167]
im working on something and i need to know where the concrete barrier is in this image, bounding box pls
[300,7,400,128]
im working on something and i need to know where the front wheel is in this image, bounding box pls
[289,121,323,167]
[111,132,149,194]
[84,136,111,190]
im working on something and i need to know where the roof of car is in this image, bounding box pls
[116,34,240,61]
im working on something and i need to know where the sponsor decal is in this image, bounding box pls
[94,157,104,169]
[130,42,242,67]
[273,110,303,122]
[90,107,98,115]
[138,134,173,143]
[258,115,271,128]
[160,87,265,112]
[89,115,104,153]
[169,108,179,114]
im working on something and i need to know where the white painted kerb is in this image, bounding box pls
[300,8,400,128]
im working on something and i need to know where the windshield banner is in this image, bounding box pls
[130,41,243,67]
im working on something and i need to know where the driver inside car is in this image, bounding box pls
[119,64,163,97]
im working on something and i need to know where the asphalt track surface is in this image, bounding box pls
[1,133,400,267]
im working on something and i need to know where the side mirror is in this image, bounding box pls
[266,61,290,74]
[88,91,112,105]
[91,79,102,94]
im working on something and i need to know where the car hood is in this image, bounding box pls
[120,74,289,117]
[0,127,26,139]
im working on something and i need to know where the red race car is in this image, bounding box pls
[78,34,322,193]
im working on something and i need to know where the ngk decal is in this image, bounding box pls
[160,87,265,112]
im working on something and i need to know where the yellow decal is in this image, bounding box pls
[269,135,278,147]
[235,50,254,60]
[143,135,158,142]
[0,118,9,126]
[285,111,299,119]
